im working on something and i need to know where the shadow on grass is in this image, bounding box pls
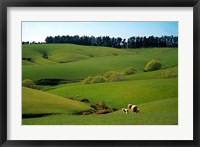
[35,79,81,86]
[22,113,54,119]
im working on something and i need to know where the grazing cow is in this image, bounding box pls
[128,104,132,109]
[128,104,140,113]
[122,108,128,114]
[131,105,139,113]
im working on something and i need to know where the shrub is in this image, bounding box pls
[103,71,116,79]
[91,76,105,84]
[90,101,115,115]
[83,76,93,84]
[122,67,137,75]
[96,109,112,114]
[68,97,74,100]
[160,71,178,79]
[80,98,90,103]
[22,79,34,88]
[82,112,90,115]
[42,53,48,59]
[91,104,99,110]
[112,107,118,111]
[99,101,109,109]
[144,59,161,72]
[106,72,124,82]
[91,101,109,110]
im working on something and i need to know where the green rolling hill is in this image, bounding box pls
[22,43,178,125]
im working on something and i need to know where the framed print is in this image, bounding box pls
[0,0,200,146]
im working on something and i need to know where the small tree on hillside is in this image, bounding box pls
[144,59,161,72]
[103,71,116,79]
[99,101,109,110]
[83,76,93,84]
[91,76,105,84]
[122,67,137,75]
[22,79,34,88]
[106,71,124,82]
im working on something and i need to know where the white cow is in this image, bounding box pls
[128,104,140,113]
[122,108,128,114]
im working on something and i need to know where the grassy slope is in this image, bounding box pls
[126,66,178,81]
[22,87,91,115]
[47,78,178,108]
[22,44,178,125]
[22,45,177,82]
[22,55,149,81]
[22,44,131,65]
[38,66,177,91]
[22,98,178,125]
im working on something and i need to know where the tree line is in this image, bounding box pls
[23,35,178,48]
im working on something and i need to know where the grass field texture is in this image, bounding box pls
[22,44,178,125]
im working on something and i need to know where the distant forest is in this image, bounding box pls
[23,35,178,48]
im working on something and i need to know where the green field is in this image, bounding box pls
[22,44,178,125]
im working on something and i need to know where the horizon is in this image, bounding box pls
[22,22,178,42]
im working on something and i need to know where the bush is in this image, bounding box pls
[83,76,93,84]
[96,109,112,114]
[106,72,124,82]
[144,59,161,72]
[80,98,90,103]
[68,97,74,100]
[90,101,115,115]
[22,79,34,88]
[83,76,105,84]
[42,53,48,59]
[160,71,178,79]
[82,112,90,115]
[122,67,137,75]
[99,101,109,109]
[84,71,124,84]
[91,101,109,110]
[112,107,118,111]
[103,71,116,79]
[91,75,105,83]
[91,104,99,110]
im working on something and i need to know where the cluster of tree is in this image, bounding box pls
[22,41,30,45]
[144,59,161,72]
[127,36,178,48]
[83,67,137,84]
[44,35,178,48]
[22,41,45,45]
[45,35,126,48]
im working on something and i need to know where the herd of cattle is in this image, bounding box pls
[122,104,140,114]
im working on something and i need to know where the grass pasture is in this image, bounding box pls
[22,98,178,125]
[48,78,178,108]
[22,87,91,115]
[22,44,178,125]
[22,44,131,65]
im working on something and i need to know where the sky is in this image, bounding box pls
[22,22,178,42]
